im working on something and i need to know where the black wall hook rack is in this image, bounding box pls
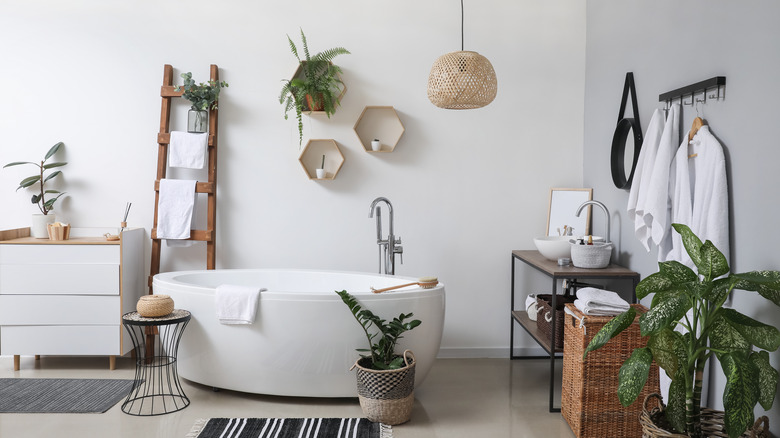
[659,76,726,104]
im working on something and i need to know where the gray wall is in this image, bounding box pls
[584,0,780,429]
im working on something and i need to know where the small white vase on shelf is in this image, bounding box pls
[31,214,56,239]
[315,168,326,179]
[371,139,381,151]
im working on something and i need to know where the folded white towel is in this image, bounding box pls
[157,179,196,240]
[574,299,627,316]
[215,284,266,325]
[576,287,630,310]
[169,131,208,169]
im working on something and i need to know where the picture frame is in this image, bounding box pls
[546,188,593,237]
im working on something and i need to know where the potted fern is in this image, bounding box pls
[174,72,228,133]
[279,29,350,145]
[3,142,67,238]
[336,290,420,425]
[585,224,779,438]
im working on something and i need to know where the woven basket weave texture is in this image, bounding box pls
[136,295,174,318]
[562,303,660,438]
[536,294,576,350]
[354,352,415,426]
[427,51,497,109]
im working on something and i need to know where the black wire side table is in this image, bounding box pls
[121,309,191,416]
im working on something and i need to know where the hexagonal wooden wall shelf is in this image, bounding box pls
[298,139,344,180]
[290,62,347,116]
[353,106,405,153]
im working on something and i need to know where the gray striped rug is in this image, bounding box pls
[186,418,392,438]
[0,378,136,413]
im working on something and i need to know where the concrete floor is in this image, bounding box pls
[0,355,576,438]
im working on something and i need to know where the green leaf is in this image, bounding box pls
[672,223,703,271]
[658,260,699,283]
[31,194,40,204]
[647,329,686,378]
[640,293,690,336]
[666,371,688,434]
[733,271,780,307]
[722,308,780,351]
[42,162,67,169]
[17,175,41,189]
[44,142,63,161]
[43,170,61,183]
[3,161,36,168]
[749,350,778,410]
[583,307,636,357]
[710,314,751,356]
[721,353,758,438]
[707,277,735,306]
[44,190,60,194]
[700,240,729,279]
[617,347,653,406]
[636,271,676,300]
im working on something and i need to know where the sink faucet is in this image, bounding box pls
[368,197,403,275]
[575,200,610,243]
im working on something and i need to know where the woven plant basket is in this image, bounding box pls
[351,350,416,426]
[536,294,576,349]
[137,294,174,317]
[570,242,613,269]
[562,303,660,438]
[640,393,769,438]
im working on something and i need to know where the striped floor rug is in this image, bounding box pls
[186,418,392,438]
[0,378,136,413]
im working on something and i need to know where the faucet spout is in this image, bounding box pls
[368,197,394,237]
[368,197,401,275]
[575,200,611,243]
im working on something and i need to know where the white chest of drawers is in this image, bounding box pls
[0,227,144,370]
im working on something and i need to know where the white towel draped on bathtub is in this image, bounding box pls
[215,284,266,324]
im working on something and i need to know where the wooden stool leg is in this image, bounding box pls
[109,355,117,370]
[13,355,20,371]
[35,355,41,360]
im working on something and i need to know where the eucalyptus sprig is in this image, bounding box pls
[3,142,67,215]
[175,72,229,111]
[336,290,421,370]
[585,224,780,438]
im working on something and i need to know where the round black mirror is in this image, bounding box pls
[610,117,642,189]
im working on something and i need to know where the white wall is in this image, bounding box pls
[584,0,780,427]
[0,1,585,356]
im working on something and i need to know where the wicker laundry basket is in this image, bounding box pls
[536,294,576,350]
[352,350,416,426]
[562,303,660,438]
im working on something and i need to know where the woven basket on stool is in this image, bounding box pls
[351,350,416,426]
[136,295,174,317]
[562,303,660,438]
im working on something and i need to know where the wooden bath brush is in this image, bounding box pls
[371,276,439,294]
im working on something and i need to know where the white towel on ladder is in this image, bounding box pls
[157,179,196,240]
[169,131,208,169]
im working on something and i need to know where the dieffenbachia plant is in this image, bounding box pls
[584,223,780,438]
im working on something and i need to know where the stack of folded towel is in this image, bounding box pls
[574,287,630,316]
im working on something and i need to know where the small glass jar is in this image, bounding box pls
[187,109,208,133]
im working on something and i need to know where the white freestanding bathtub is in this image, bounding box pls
[153,269,445,397]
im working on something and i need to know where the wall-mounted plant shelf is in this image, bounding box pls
[298,139,345,180]
[290,62,347,116]
[353,106,405,153]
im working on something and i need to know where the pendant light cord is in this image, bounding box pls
[460,0,464,51]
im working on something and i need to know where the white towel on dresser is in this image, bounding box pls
[157,179,196,240]
[169,131,208,169]
[215,285,266,324]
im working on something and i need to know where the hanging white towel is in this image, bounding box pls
[157,179,196,240]
[663,125,729,268]
[215,284,266,325]
[643,104,680,260]
[627,108,664,251]
[169,131,208,169]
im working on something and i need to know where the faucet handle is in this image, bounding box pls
[395,236,402,244]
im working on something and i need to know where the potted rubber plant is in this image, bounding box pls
[336,290,420,425]
[3,142,67,238]
[174,72,228,133]
[585,224,780,438]
[279,29,350,145]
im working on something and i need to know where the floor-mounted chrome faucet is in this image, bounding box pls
[368,197,403,275]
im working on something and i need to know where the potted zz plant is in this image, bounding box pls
[174,72,228,133]
[336,290,421,425]
[279,29,350,145]
[3,142,67,238]
[585,224,779,438]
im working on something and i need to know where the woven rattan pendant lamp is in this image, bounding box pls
[427,0,497,109]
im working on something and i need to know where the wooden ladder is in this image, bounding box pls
[148,64,219,292]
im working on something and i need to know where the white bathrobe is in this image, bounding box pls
[627,108,664,251]
[645,104,680,259]
[661,125,730,267]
